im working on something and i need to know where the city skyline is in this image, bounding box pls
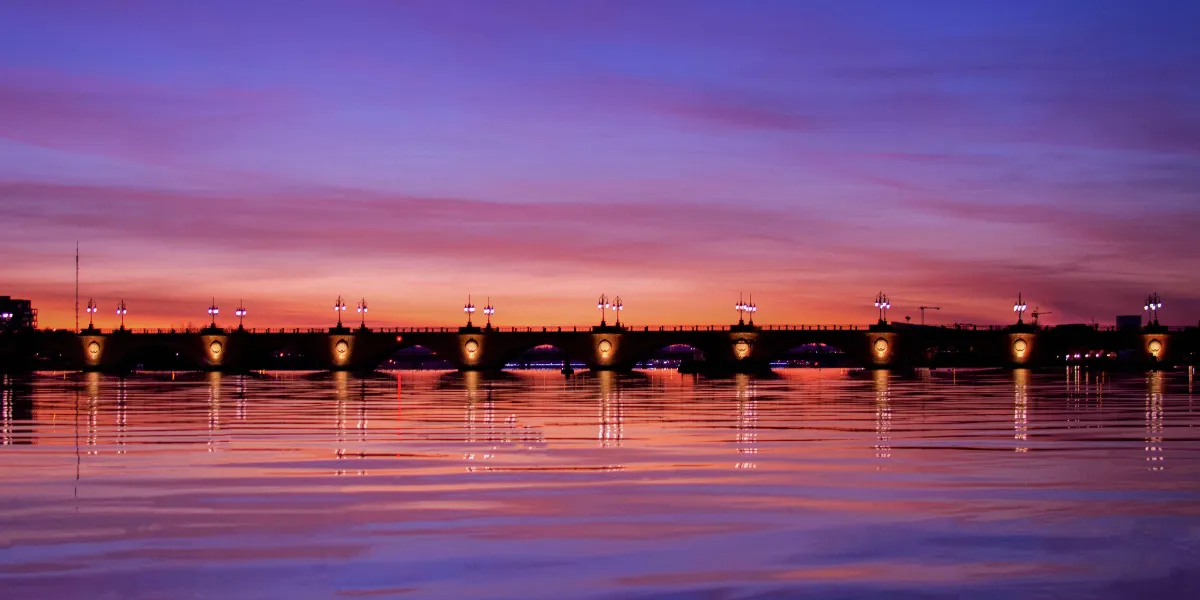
[3,1,1199,328]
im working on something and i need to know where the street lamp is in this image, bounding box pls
[597,294,610,327]
[464,296,476,327]
[1144,293,1163,326]
[235,300,247,330]
[612,296,623,327]
[1013,293,1028,324]
[357,298,368,328]
[86,298,97,329]
[736,293,747,326]
[334,296,346,328]
[116,299,128,330]
[874,292,891,324]
[483,297,495,328]
[207,298,220,328]
[747,295,757,326]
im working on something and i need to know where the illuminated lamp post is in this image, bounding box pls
[747,295,757,326]
[207,298,220,329]
[483,297,495,329]
[612,296,623,328]
[1144,293,1163,327]
[357,298,368,328]
[235,301,247,330]
[116,299,128,331]
[334,296,346,328]
[1013,293,1028,325]
[464,296,476,327]
[736,293,747,326]
[86,298,98,329]
[597,294,610,327]
[874,292,891,324]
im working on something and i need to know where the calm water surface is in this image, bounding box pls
[2,369,1199,599]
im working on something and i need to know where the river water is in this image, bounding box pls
[2,368,1199,599]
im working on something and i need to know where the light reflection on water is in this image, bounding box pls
[2,369,1199,599]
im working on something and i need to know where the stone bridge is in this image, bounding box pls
[3,323,1194,373]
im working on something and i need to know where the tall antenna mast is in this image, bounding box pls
[75,242,80,333]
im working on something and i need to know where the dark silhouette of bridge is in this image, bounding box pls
[2,321,1194,373]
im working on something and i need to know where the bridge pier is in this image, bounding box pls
[1008,332,1037,368]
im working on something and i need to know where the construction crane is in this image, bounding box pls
[918,306,941,326]
[1031,306,1052,326]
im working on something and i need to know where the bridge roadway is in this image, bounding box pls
[2,322,1195,373]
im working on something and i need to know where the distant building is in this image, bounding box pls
[1116,315,1141,330]
[0,296,37,332]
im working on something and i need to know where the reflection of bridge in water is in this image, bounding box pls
[6,321,1195,373]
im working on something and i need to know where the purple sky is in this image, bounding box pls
[2,1,1198,328]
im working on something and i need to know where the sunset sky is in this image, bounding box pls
[2,1,1198,329]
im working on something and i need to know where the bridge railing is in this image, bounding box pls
[32,324,1198,335]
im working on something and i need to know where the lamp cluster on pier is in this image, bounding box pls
[464,296,476,327]
[116,299,128,330]
[334,296,347,328]
[1145,293,1163,327]
[874,292,891,324]
[85,298,98,329]
[735,294,756,326]
[1014,293,1028,324]
[207,299,220,329]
